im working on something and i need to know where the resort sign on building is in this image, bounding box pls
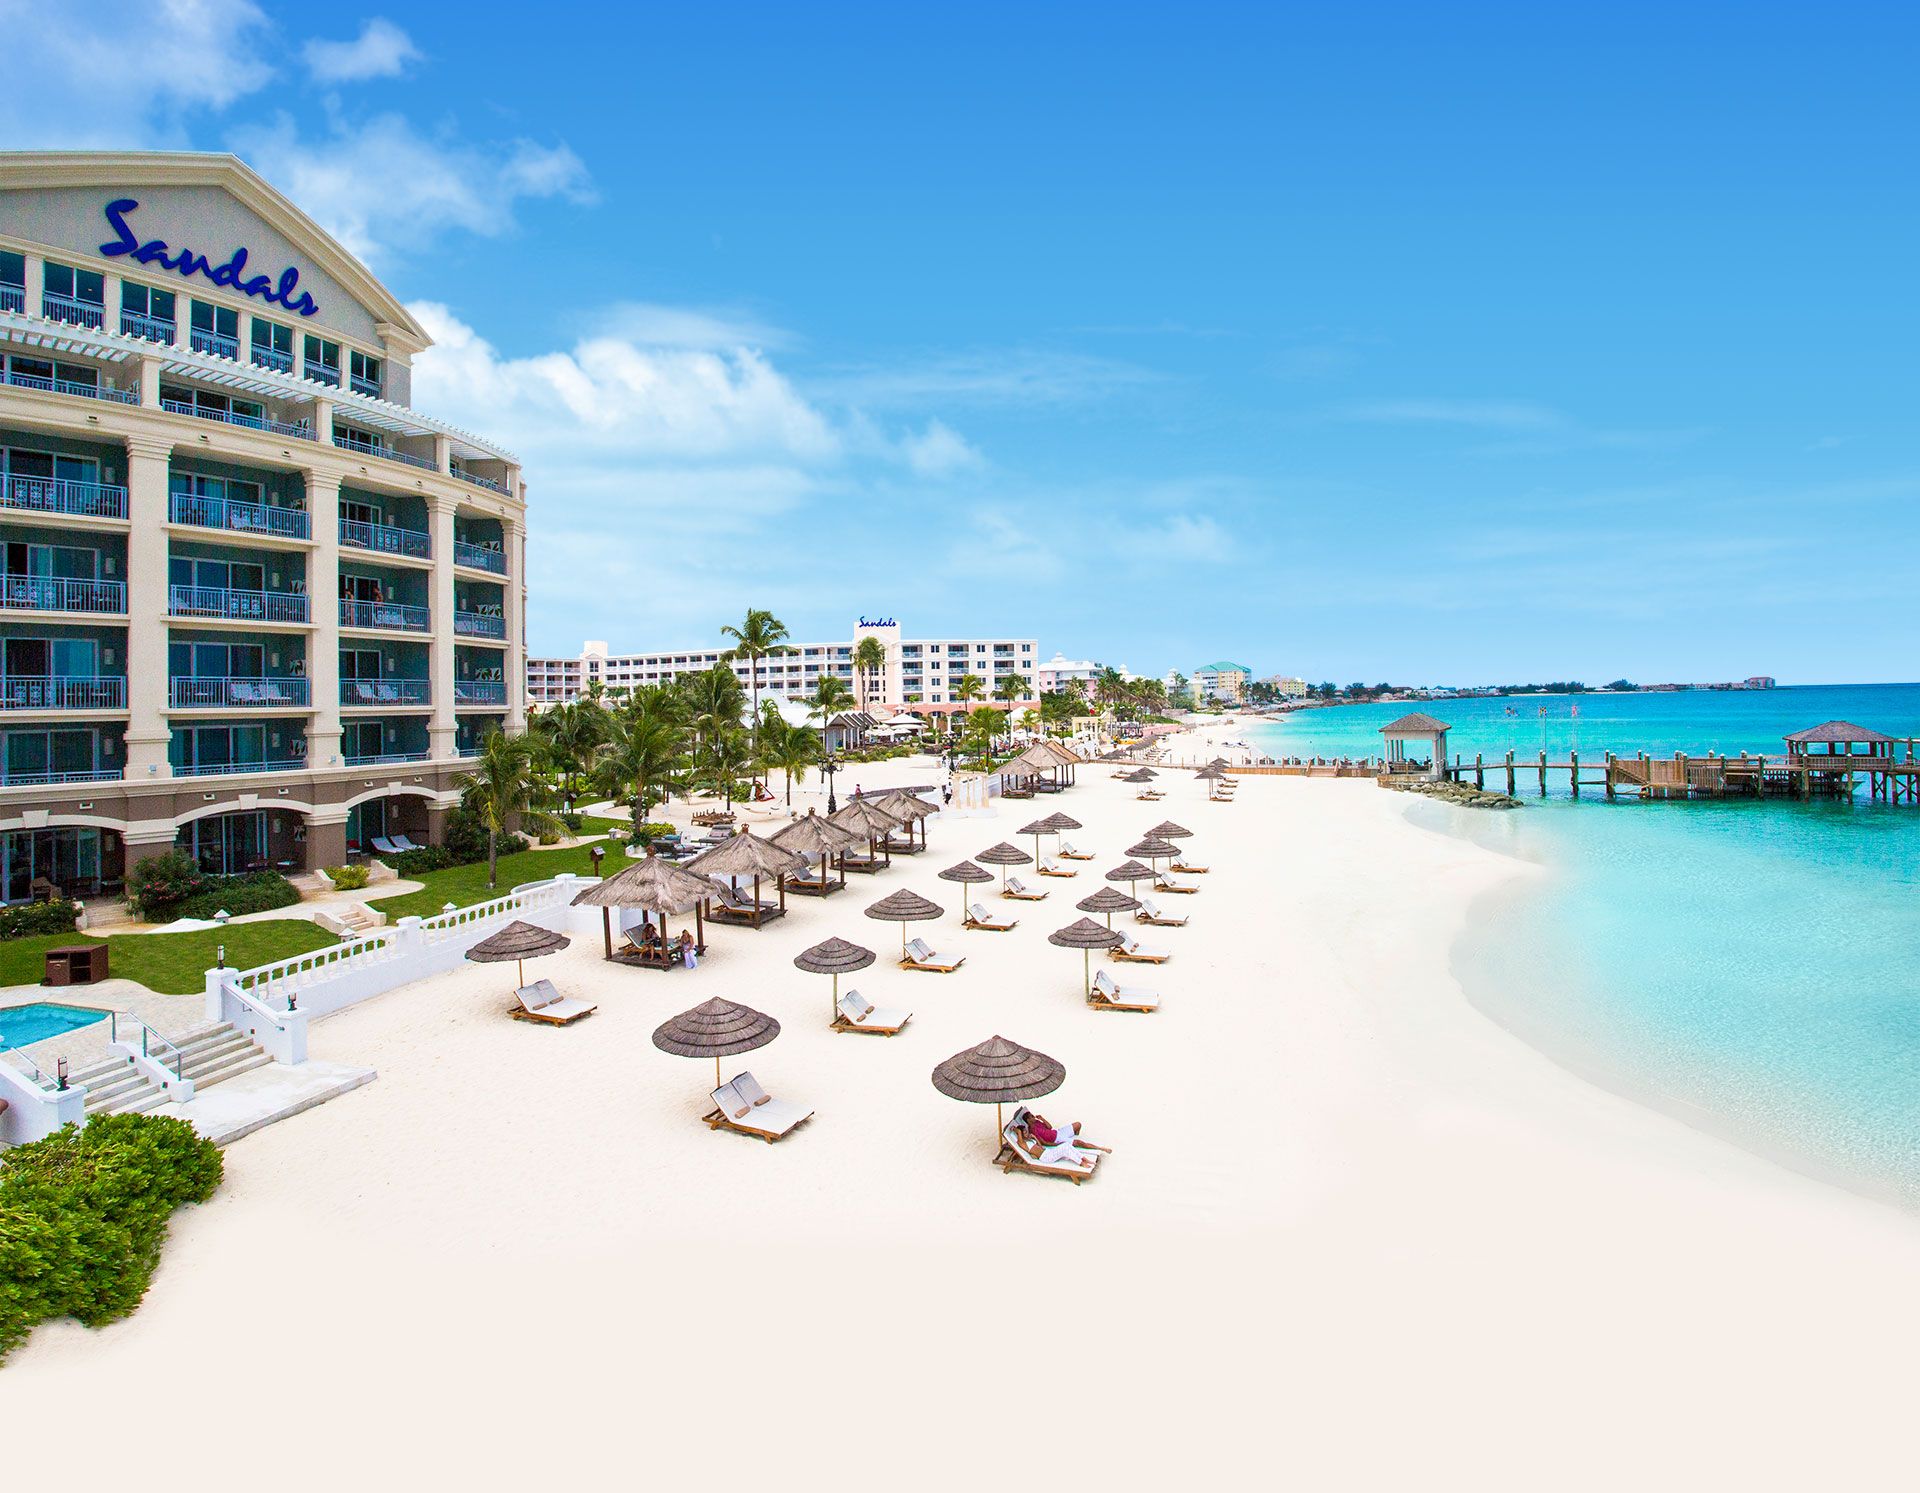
[98,197,321,317]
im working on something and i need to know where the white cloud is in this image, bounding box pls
[230,111,593,263]
[303,18,422,83]
[600,302,795,352]
[900,420,984,477]
[1329,398,1565,431]
[812,348,1162,410]
[0,0,272,147]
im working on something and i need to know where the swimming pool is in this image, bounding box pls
[0,1002,110,1049]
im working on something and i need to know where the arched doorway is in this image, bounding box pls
[0,824,124,903]
[174,807,307,875]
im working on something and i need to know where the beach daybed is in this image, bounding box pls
[1153,871,1200,895]
[832,990,911,1036]
[995,1105,1104,1184]
[1169,856,1209,875]
[705,1072,813,1142]
[1002,876,1049,902]
[511,979,599,1025]
[1111,936,1171,964]
[1136,896,1189,928]
[1090,968,1161,1013]
[1035,856,1077,879]
[901,936,965,973]
[965,902,1018,932]
[1057,841,1094,861]
[1135,790,1165,801]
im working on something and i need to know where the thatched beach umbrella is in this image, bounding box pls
[772,809,860,891]
[1124,836,1179,867]
[938,860,994,921]
[1193,764,1230,801]
[1105,858,1154,897]
[793,936,877,1019]
[863,887,946,957]
[831,796,905,868]
[931,1033,1067,1141]
[1144,820,1192,841]
[1016,817,1059,868]
[464,919,570,992]
[974,840,1031,892]
[687,826,807,926]
[1048,916,1126,997]
[572,846,712,959]
[1043,812,1083,834]
[652,997,781,1091]
[1076,885,1140,931]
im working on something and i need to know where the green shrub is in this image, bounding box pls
[0,898,81,940]
[445,807,523,865]
[390,845,454,876]
[0,1114,223,1362]
[325,864,370,891]
[629,821,678,847]
[125,850,212,919]
[167,871,299,923]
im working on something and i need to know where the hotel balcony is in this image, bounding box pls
[339,597,429,633]
[0,576,126,615]
[455,679,507,707]
[168,676,311,709]
[307,363,340,389]
[2,475,128,521]
[161,397,314,442]
[2,366,138,405]
[173,756,306,779]
[119,309,175,345]
[453,539,506,575]
[333,430,437,473]
[41,291,104,330]
[450,465,506,494]
[339,515,431,561]
[0,285,22,315]
[251,343,294,375]
[349,373,382,400]
[0,675,125,711]
[341,677,431,707]
[453,609,505,640]
[168,491,311,541]
[168,584,309,625]
[190,328,239,360]
[0,765,124,787]
[344,749,428,767]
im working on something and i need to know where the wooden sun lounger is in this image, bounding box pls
[881,836,923,855]
[995,1106,1102,1184]
[1170,859,1209,875]
[1090,969,1160,1013]
[370,835,401,854]
[1154,874,1200,895]
[965,902,1018,932]
[1135,791,1164,801]
[512,979,598,1025]
[1001,877,1048,902]
[901,937,965,973]
[839,853,883,874]
[704,1072,813,1142]
[1035,857,1077,878]
[832,990,911,1035]
[1111,937,1171,965]
[618,932,684,969]
[1056,842,1094,861]
[1136,897,1189,928]
[783,873,842,897]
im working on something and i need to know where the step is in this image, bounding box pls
[181,1031,254,1064]
[190,1048,272,1091]
[69,1053,136,1087]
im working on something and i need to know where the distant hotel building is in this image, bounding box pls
[1033,653,1134,694]
[1192,661,1252,704]
[1261,674,1309,698]
[530,618,1037,707]
[0,153,526,895]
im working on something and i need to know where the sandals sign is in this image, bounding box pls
[98,198,321,318]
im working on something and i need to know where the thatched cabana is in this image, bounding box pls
[686,827,806,929]
[771,809,860,896]
[830,797,905,874]
[865,789,938,853]
[571,848,712,965]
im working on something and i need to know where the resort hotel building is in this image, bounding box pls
[1191,661,1253,704]
[0,152,527,897]
[530,618,1038,709]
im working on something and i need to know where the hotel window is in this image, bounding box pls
[42,262,105,327]
[3,354,99,395]
[120,283,176,343]
[303,335,341,387]
[0,251,23,313]
[189,300,239,358]
[251,318,294,373]
[349,350,382,398]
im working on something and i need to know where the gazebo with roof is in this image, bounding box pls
[1380,713,1450,779]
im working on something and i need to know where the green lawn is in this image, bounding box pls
[368,838,619,920]
[0,921,342,996]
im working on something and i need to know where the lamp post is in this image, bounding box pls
[824,755,840,815]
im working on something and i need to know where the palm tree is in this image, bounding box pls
[458,729,564,889]
[530,697,607,813]
[851,635,888,711]
[707,728,754,810]
[719,608,793,768]
[806,674,855,758]
[1094,665,1127,715]
[598,692,685,834]
[994,671,1028,707]
[761,719,821,805]
[961,705,1005,769]
[954,673,986,705]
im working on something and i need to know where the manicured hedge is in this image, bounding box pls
[0,898,81,941]
[168,872,301,923]
[0,1114,223,1362]
[325,864,370,891]
[389,845,455,876]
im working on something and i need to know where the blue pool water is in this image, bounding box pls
[0,1001,110,1049]
[1250,684,1920,1208]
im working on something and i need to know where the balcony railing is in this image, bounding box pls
[251,344,293,374]
[0,576,126,614]
[339,597,429,632]
[0,676,126,711]
[120,310,175,344]
[160,398,314,442]
[168,584,310,624]
[307,363,340,388]
[0,285,22,314]
[451,467,506,494]
[341,678,431,707]
[455,680,507,706]
[350,374,382,399]
[453,540,506,574]
[169,676,311,709]
[339,516,431,559]
[332,433,438,472]
[168,490,312,540]
[0,766,123,787]
[3,368,138,404]
[2,474,129,520]
[190,327,239,359]
[454,610,506,640]
[42,292,104,329]
[174,757,305,779]
[344,750,429,766]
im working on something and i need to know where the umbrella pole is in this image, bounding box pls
[715,1054,721,1090]
[1083,947,1090,997]
[601,905,612,960]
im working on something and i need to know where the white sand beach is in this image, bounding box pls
[6,734,1915,1490]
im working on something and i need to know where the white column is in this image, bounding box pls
[22,255,43,317]
[123,436,173,779]
[505,512,526,732]
[430,494,459,759]
[305,471,343,768]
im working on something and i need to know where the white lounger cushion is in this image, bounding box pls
[1140,898,1186,923]
[1120,938,1170,961]
[905,937,935,961]
[722,1072,813,1134]
[969,903,1014,926]
[1091,970,1160,1009]
[839,992,909,1029]
[1004,1107,1096,1173]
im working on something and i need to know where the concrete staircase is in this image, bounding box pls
[71,1023,273,1119]
[313,900,384,938]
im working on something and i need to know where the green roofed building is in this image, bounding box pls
[1192,661,1253,704]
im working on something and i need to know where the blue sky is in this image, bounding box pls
[6,2,1917,684]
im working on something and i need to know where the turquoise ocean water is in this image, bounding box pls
[1248,684,1920,1209]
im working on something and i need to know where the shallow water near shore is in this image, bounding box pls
[1250,688,1920,1209]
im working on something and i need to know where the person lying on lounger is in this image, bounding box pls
[1017,1111,1097,1157]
